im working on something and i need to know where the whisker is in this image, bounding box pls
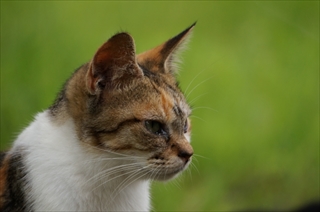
[170,175,182,190]
[113,164,148,193]
[112,165,152,201]
[112,171,141,198]
[193,153,212,161]
[186,76,214,99]
[192,106,218,113]
[190,115,208,124]
[82,143,145,159]
[184,69,206,95]
[189,161,200,176]
[82,162,144,187]
[150,165,162,181]
[188,92,209,105]
[90,167,139,193]
[185,162,193,181]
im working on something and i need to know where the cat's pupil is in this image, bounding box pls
[145,120,163,135]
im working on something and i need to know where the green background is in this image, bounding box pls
[1,1,319,211]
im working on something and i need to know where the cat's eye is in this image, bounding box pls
[145,120,166,136]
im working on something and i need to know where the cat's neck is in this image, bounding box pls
[12,111,150,211]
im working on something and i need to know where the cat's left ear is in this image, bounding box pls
[86,33,143,95]
[137,22,196,75]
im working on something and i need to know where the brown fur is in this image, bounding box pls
[49,23,196,180]
[0,152,30,211]
[0,154,9,207]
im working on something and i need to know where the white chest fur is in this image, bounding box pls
[12,111,150,211]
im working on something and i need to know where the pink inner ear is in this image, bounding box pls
[86,65,98,95]
[94,50,112,68]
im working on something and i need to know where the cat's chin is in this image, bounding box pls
[151,172,181,181]
[148,161,191,181]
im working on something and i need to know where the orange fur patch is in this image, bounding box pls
[137,45,164,72]
[160,90,175,122]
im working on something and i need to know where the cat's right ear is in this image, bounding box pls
[86,33,143,95]
[137,23,195,76]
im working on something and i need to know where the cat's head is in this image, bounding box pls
[58,23,195,181]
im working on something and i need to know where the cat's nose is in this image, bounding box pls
[178,148,193,163]
[171,138,193,163]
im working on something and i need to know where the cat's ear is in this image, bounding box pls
[86,33,143,95]
[137,22,196,75]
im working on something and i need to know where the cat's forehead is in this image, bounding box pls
[160,85,190,117]
[137,67,191,121]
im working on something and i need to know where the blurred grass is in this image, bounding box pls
[1,1,319,211]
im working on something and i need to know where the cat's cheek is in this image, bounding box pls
[138,130,168,149]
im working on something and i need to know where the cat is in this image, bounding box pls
[0,23,195,211]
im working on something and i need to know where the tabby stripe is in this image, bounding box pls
[139,64,180,95]
[92,118,141,135]
[173,105,183,117]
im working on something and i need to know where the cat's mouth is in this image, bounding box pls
[146,157,192,181]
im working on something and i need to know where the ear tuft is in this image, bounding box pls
[137,22,196,75]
